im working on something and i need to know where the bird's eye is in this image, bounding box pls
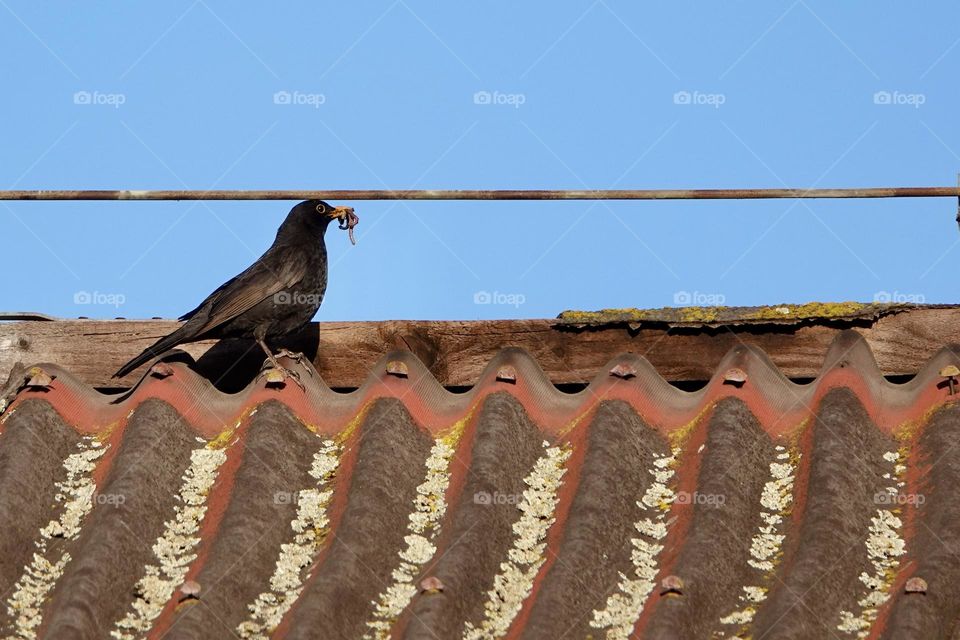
[315,203,327,214]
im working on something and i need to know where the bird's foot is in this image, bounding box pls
[258,364,305,391]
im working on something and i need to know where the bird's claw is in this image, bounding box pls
[274,349,313,377]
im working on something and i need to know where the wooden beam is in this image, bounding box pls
[2,308,960,389]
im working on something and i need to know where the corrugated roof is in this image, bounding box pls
[0,329,958,639]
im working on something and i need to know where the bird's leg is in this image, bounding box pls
[257,338,281,369]
[257,339,304,390]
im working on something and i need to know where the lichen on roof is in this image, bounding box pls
[556,301,927,328]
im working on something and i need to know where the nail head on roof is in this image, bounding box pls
[609,363,636,379]
[723,367,748,385]
[660,575,684,596]
[905,577,928,594]
[940,366,959,395]
[386,360,409,378]
[178,580,201,602]
[419,576,444,594]
[263,368,287,385]
[25,366,53,388]
[150,363,174,378]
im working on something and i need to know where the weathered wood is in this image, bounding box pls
[2,308,960,389]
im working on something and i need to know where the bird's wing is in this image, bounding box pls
[181,249,307,335]
[113,249,307,379]
[178,275,238,321]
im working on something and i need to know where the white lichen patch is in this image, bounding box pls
[717,445,797,635]
[589,447,679,640]
[364,427,462,639]
[719,607,755,627]
[750,453,796,572]
[6,437,107,640]
[462,442,571,640]
[111,443,228,639]
[236,440,341,639]
[836,450,907,638]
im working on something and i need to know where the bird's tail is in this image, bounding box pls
[112,327,191,379]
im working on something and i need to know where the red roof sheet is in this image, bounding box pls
[0,329,957,639]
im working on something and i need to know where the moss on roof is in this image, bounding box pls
[556,302,927,328]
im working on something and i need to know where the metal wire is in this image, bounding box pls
[0,187,958,201]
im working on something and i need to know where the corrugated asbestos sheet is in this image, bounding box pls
[1,329,959,640]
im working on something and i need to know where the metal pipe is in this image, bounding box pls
[0,187,958,201]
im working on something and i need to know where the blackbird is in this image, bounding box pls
[113,200,359,380]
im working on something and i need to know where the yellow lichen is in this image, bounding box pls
[893,400,949,443]
[558,408,593,438]
[740,302,873,321]
[668,401,714,451]
[335,401,374,446]
[93,419,123,444]
[557,301,898,327]
[438,404,476,448]
[205,429,236,450]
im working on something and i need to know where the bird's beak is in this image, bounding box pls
[326,205,354,220]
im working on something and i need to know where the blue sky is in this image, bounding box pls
[1,2,958,321]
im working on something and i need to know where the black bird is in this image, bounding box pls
[113,200,358,380]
